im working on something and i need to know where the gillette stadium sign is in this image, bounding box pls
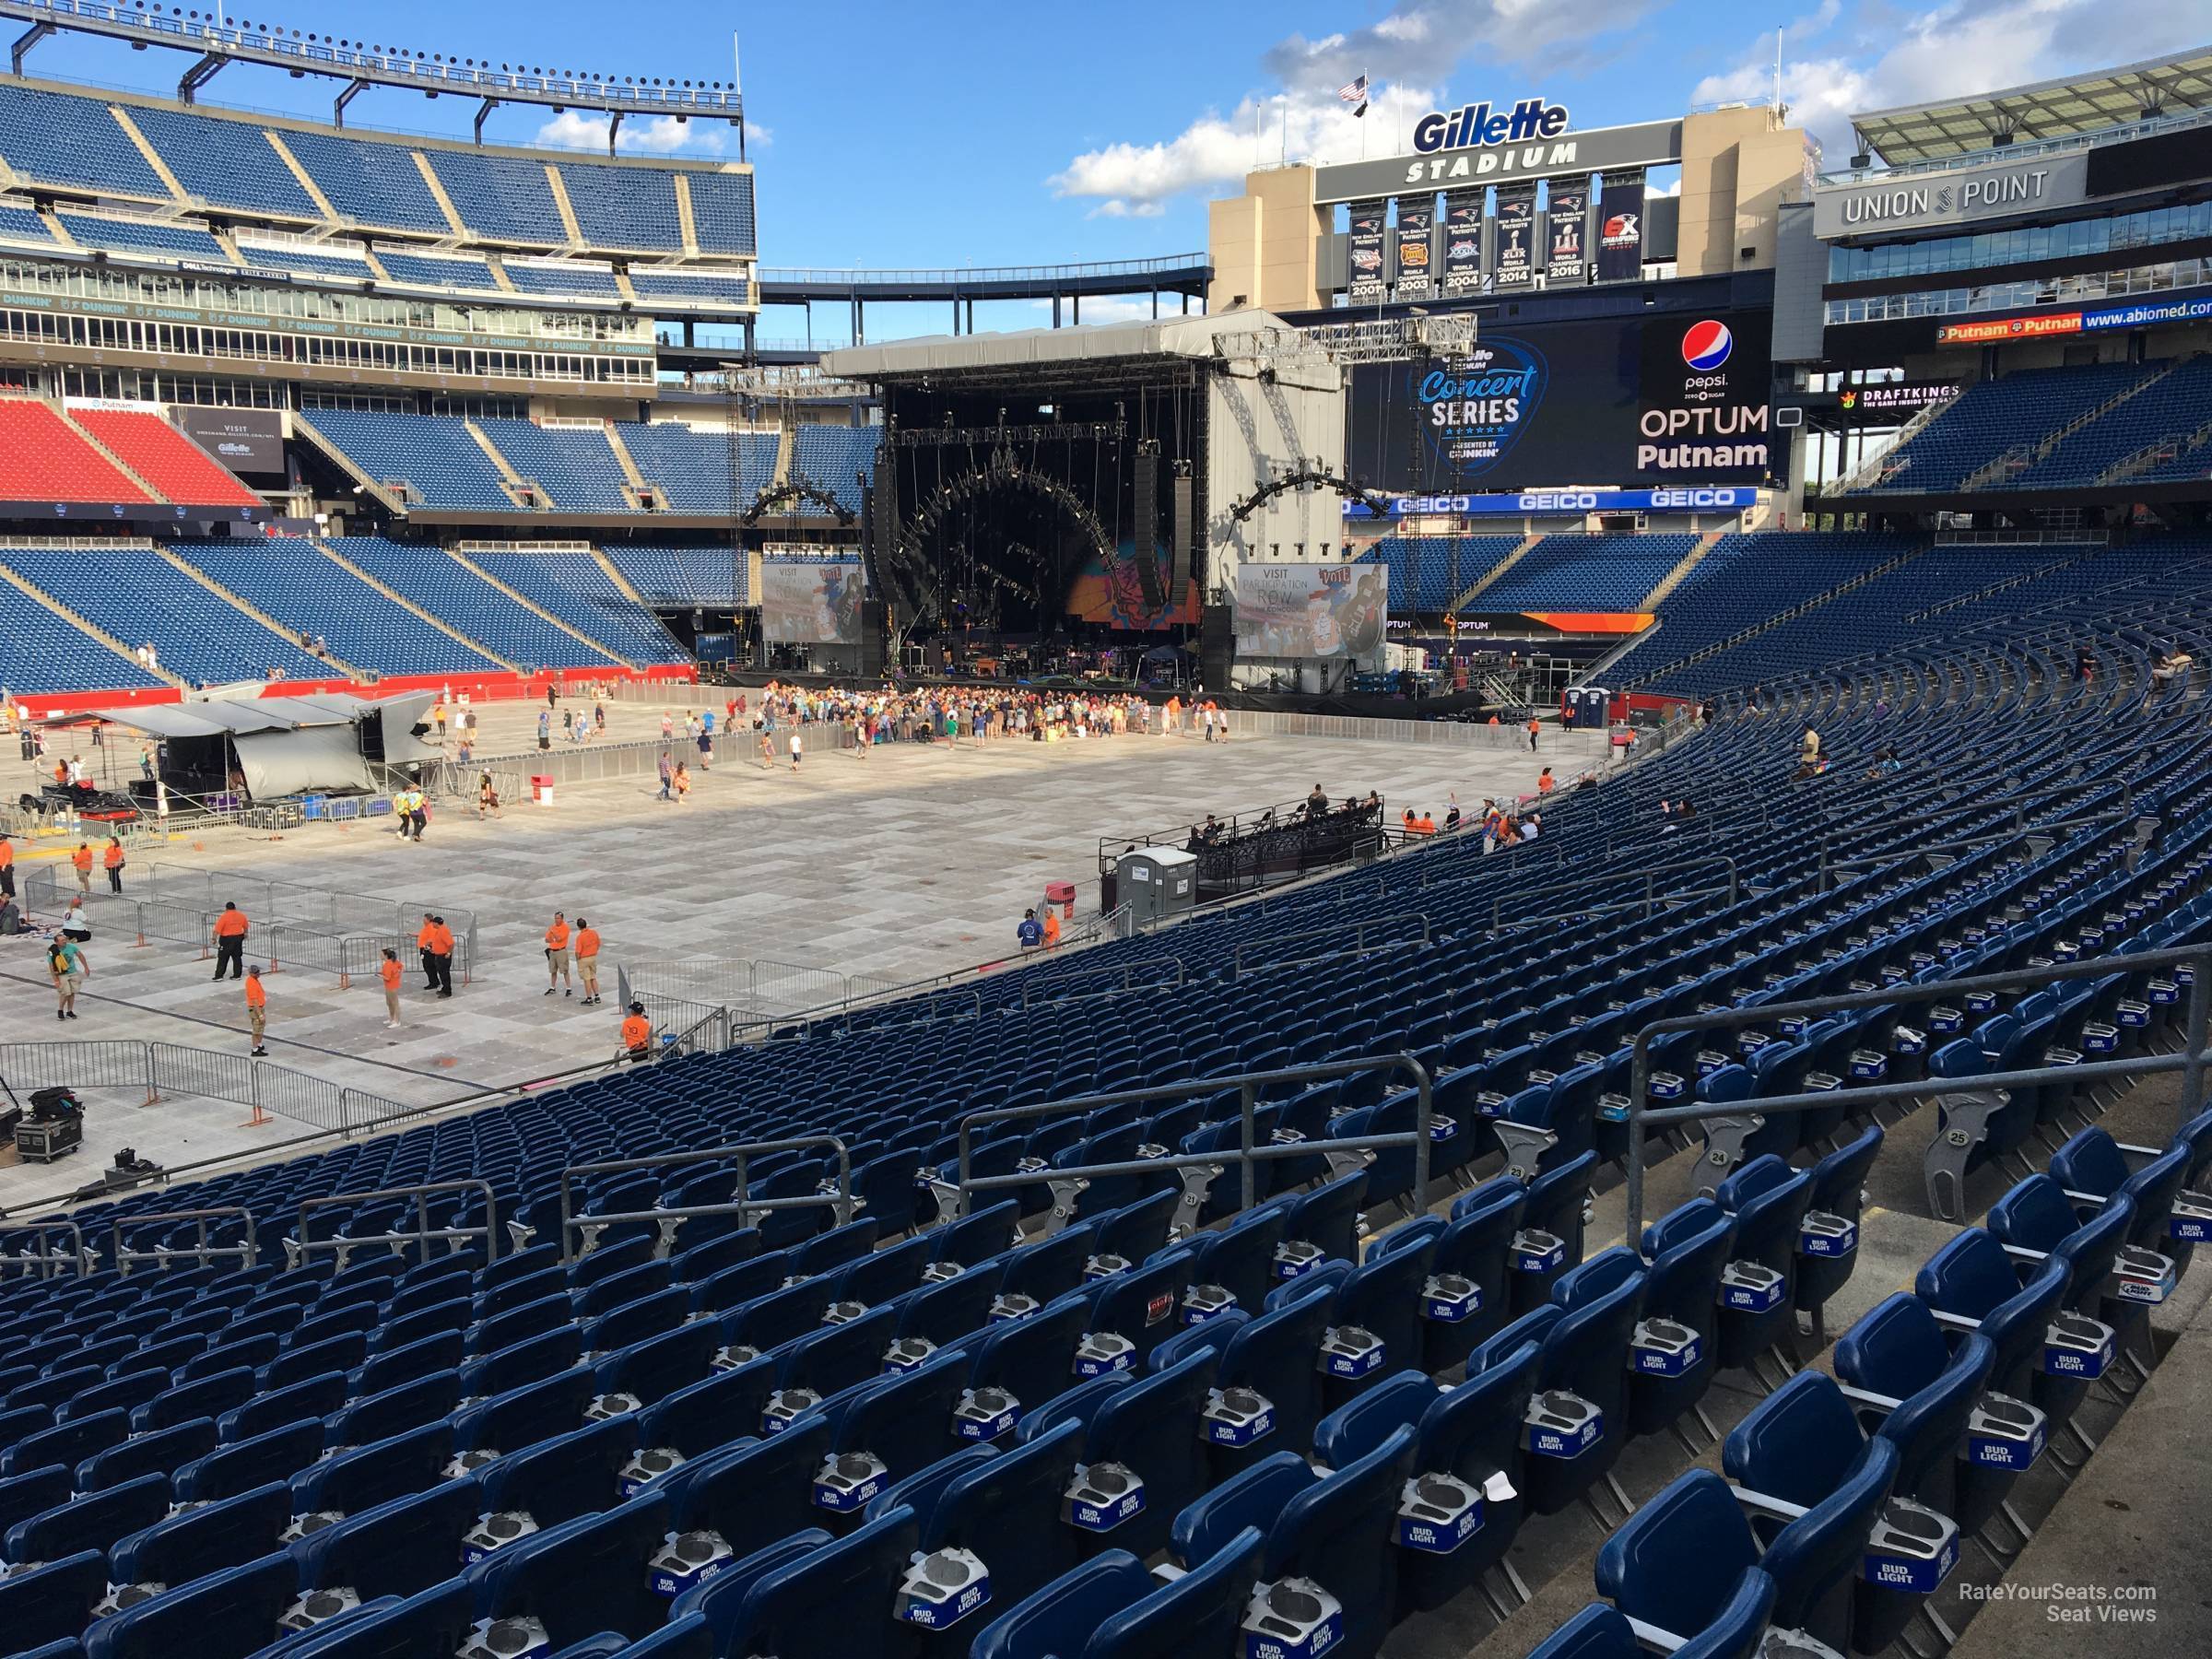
[1313,111,1680,205]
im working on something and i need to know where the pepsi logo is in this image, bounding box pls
[1681,321,1733,372]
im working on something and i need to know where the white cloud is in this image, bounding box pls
[1695,0,2206,159]
[1052,0,1652,213]
[1089,199,1166,219]
[531,110,728,157]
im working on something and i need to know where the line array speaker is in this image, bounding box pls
[1132,439,1163,612]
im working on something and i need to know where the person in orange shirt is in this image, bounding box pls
[102,837,124,893]
[1041,908,1062,949]
[573,919,602,1005]
[416,912,440,992]
[0,830,14,900]
[1527,715,1542,752]
[211,900,250,981]
[71,841,93,894]
[1538,766,1555,795]
[621,1002,653,1062]
[423,914,455,999]
[1413,812,1436,835]
[378,947,403,1028]
[244,965,269,1056]
[544,911,573,997]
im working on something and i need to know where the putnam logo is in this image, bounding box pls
[1681,321,1733,372]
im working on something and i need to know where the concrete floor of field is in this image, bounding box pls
[0,709,1609,1211]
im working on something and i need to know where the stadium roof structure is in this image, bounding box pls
[1851,46,2212,165]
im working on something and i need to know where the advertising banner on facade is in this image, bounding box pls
[1595,171,1646,281]
[1394,200,1435,301]
[1492,185,1536,288]
[1442,193,1485,294]
[1545,181,1588,284]
[1347,202,1387,302]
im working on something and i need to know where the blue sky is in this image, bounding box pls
[21,0,2204,341]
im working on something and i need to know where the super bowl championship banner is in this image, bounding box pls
[1596,171,1645,282]
[1442,193,1484,294]
[1492,184,1535,289]
[1232,563,1388,656]
[1347,202,1387,302]
[759,559,865,644]
[1394,200,1436,301]
[1545,181,1588,284]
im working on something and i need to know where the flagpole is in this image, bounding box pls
[1361,67,1369,159]
[1280,93,1288,167]
[733,32,747,164]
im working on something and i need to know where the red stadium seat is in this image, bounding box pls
[69,408,260,508]
[0,399,150,503]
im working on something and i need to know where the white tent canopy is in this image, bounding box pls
[85,690,442,797]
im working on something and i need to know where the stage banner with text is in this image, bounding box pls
[759,560,865,644]
[1233,563,1388,657]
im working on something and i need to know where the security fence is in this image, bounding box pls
[19,863,478,986]
[0,1039,418,1136]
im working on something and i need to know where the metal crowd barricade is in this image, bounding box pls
[1231,912,1431,978]
[111,1206,259,1274]
[295,1179,500,1270]
[0,1040,158,1101]
[556,1136,856,1264]
[955,1052,1434,1236]
[0,1219,93,1277]
[1622,940,2212,1243]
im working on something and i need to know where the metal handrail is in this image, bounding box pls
[1622,939,2212,1241]
[1020,956,1185,1008]
[955,1052,1434,1233]
[1488,853,1741,933]
[295,1179,500,1269]
[1232,912,1430,978]
[556,1135,854,1264]
[110,1206,258,1274]
[0,1218,91,1277]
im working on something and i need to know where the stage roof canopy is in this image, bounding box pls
[1852,46,2212,165]
[820,312,1298,382]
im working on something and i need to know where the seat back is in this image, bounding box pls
[970,1552,1157,1659]
[1217,1282,1336,1453]
[1593,1469,1759,1638]
[1722,1371,1867,1510]
[109,1478,290,1591]
[926,1417,1087,1613]
[1087,1524,1264,1659]
[1868,1331,1994,1509]
[1831,1294,1951,1398]
[665,1418,831,1560]
[477,1417,638,1532]
[292,1478,482,1604]
[966,1294,1089,1424]
[718,1503,921,1659]
[81,1549,294,1659]
[633,1354,777,1467]
[1758,1437,1900,1643]
[1266,1426,1418,1658]
[466,1491,672,1647]
[6,1472,170,1568]
[832,1347,972,1484]
[1083,1348,1222,1556]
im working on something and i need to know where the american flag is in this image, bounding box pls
[1338,74,1369,115]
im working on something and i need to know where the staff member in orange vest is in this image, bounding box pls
[573,918,602,1005]
[102,836,124,893]
[544,911,573,998]
[244,965,269,1056]
[71,841,93,894]
[211,900,250,981]
[378,947,403,1029]
[0,830,14,900]
[620,1001,653,1062]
